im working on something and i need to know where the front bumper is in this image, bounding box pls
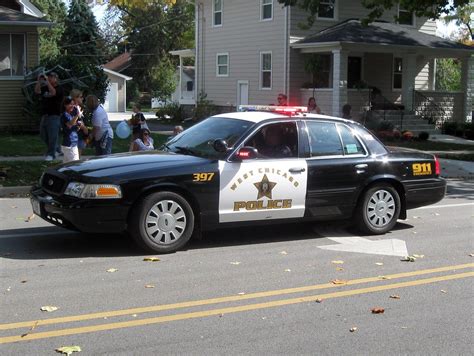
[403,178,447,210]
[30,187,129,233]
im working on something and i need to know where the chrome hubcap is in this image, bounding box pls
[145,200,186,244]
[367,189,396,227]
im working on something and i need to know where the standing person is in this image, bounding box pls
[85,95,113,156]
[34,71,64,161]
[307,97,322,114]
[342,104,352,119]
[277,93,288,106]
[69,89,88,155]
[128,103,148,140]
[60,96,88,163]
[131,128,154,152]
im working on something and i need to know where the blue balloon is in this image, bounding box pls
[116,121,131,139]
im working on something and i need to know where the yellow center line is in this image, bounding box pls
[1,263,472,332]
[1,271,472,344]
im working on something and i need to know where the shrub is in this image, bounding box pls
[378,121,394,131]
[156,102,184,122]
[193,92,217,120]
[418,132,430,141]
[402,130,414,141]
[441,121,458,135]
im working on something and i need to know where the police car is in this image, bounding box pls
[30,105,446,253]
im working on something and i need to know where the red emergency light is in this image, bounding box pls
[238,105,308,116]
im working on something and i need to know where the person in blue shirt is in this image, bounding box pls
[60,96,88,163]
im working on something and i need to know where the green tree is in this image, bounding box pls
[443,2,473,41]
[31,0,67,63]
[117,0,194,91]
[436,58,461,91]
[149,57,177,99]
[278,0,470,26]
[61,0,105,65]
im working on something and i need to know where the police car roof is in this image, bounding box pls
[213,111,351,124]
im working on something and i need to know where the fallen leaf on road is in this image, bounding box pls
[237,292,245,295]
[331,260,344,264]
[106,268,118,273]
[413,216,420,219]
[412,254,424,258]
[378,276,390,280]
[331,279,347,285]
[11,206,17,209]
[412,231,417,234]
[440,290,447,293]
[143,257,160,262]
[401,326,408,329]
[55,346,81,355]
[144,284,155,288]
[469,253,474,257]
[349,327,358,332]
[336,267,344,271]
[132,314,137,317]
[6,286,11,292]
[230,261,241,265]
[389,295,401,299]
[315,298,323,303]
[371,307,385,314]
[40,306,58,312]
[21,321,39,338]
[400,256,416,262]
[25,214,35,222]
[284,269,291,272]
[433,213,440,216]
[375,262,384,266]
[279,251,288,255]
[21,280,27,283]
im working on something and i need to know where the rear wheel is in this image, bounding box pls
[356,183,400,234]
[130,191,194,253]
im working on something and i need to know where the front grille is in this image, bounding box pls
[41,173,66,195]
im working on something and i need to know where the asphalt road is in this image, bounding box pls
[1,180,473,355]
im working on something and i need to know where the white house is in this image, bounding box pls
[172,0,473,125]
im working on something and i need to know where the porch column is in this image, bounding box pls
[402,54,417,111]
[332,49,348,117]
[461,55,474,122]
[179,56,183,101]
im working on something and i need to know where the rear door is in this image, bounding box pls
[304,120,373,219]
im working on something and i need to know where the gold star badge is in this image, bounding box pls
[253,174,277,199]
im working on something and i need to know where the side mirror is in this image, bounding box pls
[234,146,258,160]
[213,139,229,153]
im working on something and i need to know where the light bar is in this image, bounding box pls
[238,105,308,115]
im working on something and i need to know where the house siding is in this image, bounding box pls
[198,0,287,107]
[106,72,126,112]
[0,26,39,127]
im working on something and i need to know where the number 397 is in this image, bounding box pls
[193,173,215,182]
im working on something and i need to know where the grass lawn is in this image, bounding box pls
[0,133,168,187]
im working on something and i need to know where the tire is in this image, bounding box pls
[355,183,400,235]
[130,191,195,253]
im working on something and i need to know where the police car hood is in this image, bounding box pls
[56,151,211,178]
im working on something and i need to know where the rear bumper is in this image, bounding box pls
[403,178,446,210]
[30,187,129,233]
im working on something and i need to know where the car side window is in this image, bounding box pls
[306,121,343,157]
[245,122,298,159]
[337,123,366,155]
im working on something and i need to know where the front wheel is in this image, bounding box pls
[130,191,195,253]
[355,184,400,235]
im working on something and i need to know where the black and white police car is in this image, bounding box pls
[31,105,446,253]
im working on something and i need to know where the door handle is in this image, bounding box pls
[289,167,306,173]
[355,164,368,169]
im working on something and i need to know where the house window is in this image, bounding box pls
[261,0,273,21]
[347,56,362,89]
[317,0,337,20]
[393,57,403,90]
[260,52,272,89]
[398,5,414,26]
[216,53,229,76]
[0,34,25,77]
[213,0,223,26]
[305,54,332,88]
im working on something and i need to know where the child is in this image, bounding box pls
[60,96,88,163]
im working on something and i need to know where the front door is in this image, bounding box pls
[218,121,307,223]
[237,80,249,106]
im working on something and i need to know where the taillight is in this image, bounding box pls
[434,155,441,175]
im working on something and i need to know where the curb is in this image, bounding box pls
[0,186,31,198]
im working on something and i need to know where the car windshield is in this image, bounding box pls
[162,117,253,159]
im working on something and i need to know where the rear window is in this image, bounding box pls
[337,123,366,155]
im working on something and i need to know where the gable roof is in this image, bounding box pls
[103,52,132,73]
[103,67,132,81]
[0,5,51,26]
[293,19,473,52]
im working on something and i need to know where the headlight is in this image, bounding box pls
[64,182,122,199]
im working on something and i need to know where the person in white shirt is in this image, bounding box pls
[131,128,154,152]
[85,95,113,156]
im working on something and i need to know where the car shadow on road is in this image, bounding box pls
[446,180,474,201]
[1,220,417,259]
